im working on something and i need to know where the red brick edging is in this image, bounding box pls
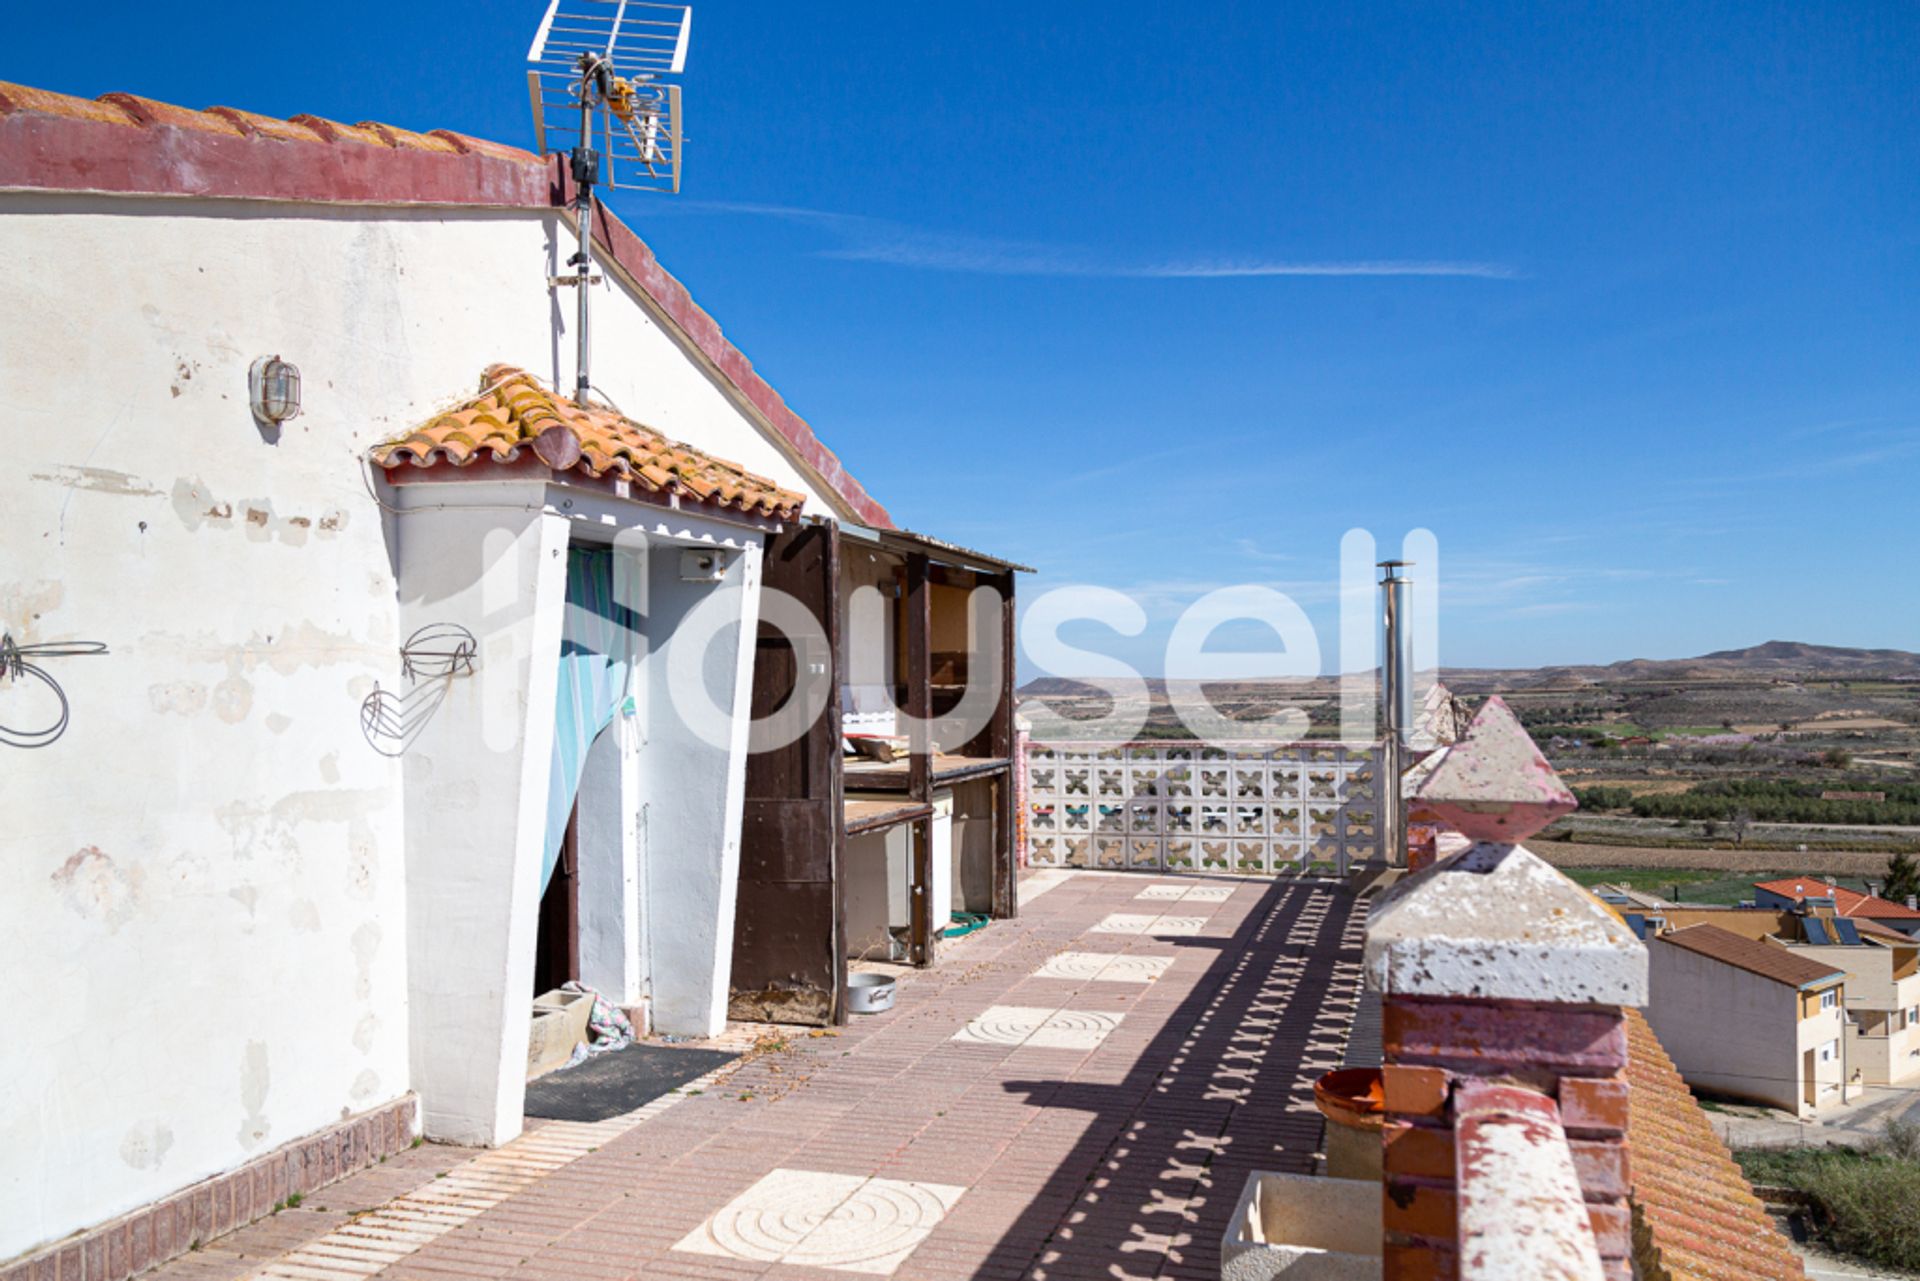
[3,1095,419,1281]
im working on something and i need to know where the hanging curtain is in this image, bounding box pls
[541,545,639,890]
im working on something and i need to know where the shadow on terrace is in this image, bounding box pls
[984,875,1372,1280]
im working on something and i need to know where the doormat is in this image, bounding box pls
[524,1043,740,1123]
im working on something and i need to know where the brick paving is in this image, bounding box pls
[149,871,1367,1281]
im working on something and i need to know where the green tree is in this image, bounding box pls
[1885,853,1920,907]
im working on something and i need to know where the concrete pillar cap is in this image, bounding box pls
[1364,842,1648,1006]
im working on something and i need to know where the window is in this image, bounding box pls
[1820,989,1839,1011]
[1909,1004,1919,1025]
[1819,1039,1839,1064]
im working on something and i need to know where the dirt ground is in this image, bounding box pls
[1564,777,1696,794]
[1537,841,1888,876]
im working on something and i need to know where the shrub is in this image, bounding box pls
[1886,853,1920,908]
[1737,1130,1920,1273]
[1799,1154,1920,1271]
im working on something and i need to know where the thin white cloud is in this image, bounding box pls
[681,200,1518,281]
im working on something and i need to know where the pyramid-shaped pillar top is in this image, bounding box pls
[1411,696,1575,842]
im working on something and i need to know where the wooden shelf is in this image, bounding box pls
[841,753,1012,792]
[843,798,933,835]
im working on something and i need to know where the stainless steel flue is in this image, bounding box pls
[1379,561,1413,865]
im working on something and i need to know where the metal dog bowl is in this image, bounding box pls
[847,972,897,1015]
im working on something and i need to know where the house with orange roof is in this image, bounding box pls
[0,75,1021,1272]
[1754,875,1920,937]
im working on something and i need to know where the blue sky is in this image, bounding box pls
[10,2,1916,673]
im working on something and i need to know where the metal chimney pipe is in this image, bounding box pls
[1379,560,1413,866]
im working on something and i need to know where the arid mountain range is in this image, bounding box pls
[1020,643,1920,699]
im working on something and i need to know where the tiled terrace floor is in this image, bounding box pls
[149,871,1368,1281]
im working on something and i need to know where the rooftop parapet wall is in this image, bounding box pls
[1365,698,1648,1281]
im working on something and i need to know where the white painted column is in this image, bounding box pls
[577,719,645,1007]
[645,541,763,1035]
[394,486,569,1146]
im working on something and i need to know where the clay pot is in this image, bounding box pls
[1313,1067,1386,1181]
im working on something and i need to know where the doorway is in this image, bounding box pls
[534,801,582,995]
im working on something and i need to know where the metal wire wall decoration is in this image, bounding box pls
[360,624,478,757]
[0,632,110,749]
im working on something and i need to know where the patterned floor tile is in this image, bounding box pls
[1092,913,1163,935]
[951,1005,1123,1051]
[673,1168,965,1275]
[1028,1009,1125,1050]
[951,1006,1056,1046]
[1034,952,1173,984]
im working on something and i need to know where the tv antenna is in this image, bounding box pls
[528,0,692,406]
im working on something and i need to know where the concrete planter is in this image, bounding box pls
[1221,1171,1381,1281]
[528,989,592,1077]
[1313,1068,1385,1181]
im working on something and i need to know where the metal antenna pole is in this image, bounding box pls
[1379,560,1413,866]
[570,65,600,407]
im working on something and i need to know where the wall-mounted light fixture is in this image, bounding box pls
[249,355,302,425]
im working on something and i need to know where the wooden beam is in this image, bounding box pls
[993,571,1018,919]
[905,552,934,966]
[823,522,849,1026]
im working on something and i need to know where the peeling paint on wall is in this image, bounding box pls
[211,676,253,724]
[30,466,162,497]
[346,819,378,903]
[119,1122,174,1171]
[167,478,342,546]
[351,922,381,1001]
[144,621,383,676]
[352,1013,380,1054]
[50,847,142,932]
[1,579,63,636]
[148,682,209,716]
[237,1041,271,1150]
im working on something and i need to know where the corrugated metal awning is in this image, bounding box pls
[836,521,1035,575]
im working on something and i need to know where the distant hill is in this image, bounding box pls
[1019,643,1920,697]
[1448,642,1920,691]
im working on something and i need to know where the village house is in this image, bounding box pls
[0,76,1019,1274]
[1754,875,1920,938]
[1781,912,1920,1087]
[1644,923,1850,1116]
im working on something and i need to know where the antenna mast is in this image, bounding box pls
[527,1,692,407]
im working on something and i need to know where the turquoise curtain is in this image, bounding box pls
[542,546,639,890]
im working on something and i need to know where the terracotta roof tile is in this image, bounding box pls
[1658,924,1846,988]
[0,81,140,126]
[1755,878,1920,920]
[98,92,248,136]
[1626,1010,1807,1281]
[0,81,543,163]
[373,365,807,521]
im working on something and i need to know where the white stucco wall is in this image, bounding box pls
[1645,940,1807,1115]
[641,539,762,1036]
[0,193,833,1257]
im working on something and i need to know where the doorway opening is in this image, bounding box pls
[534,801,582,995]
